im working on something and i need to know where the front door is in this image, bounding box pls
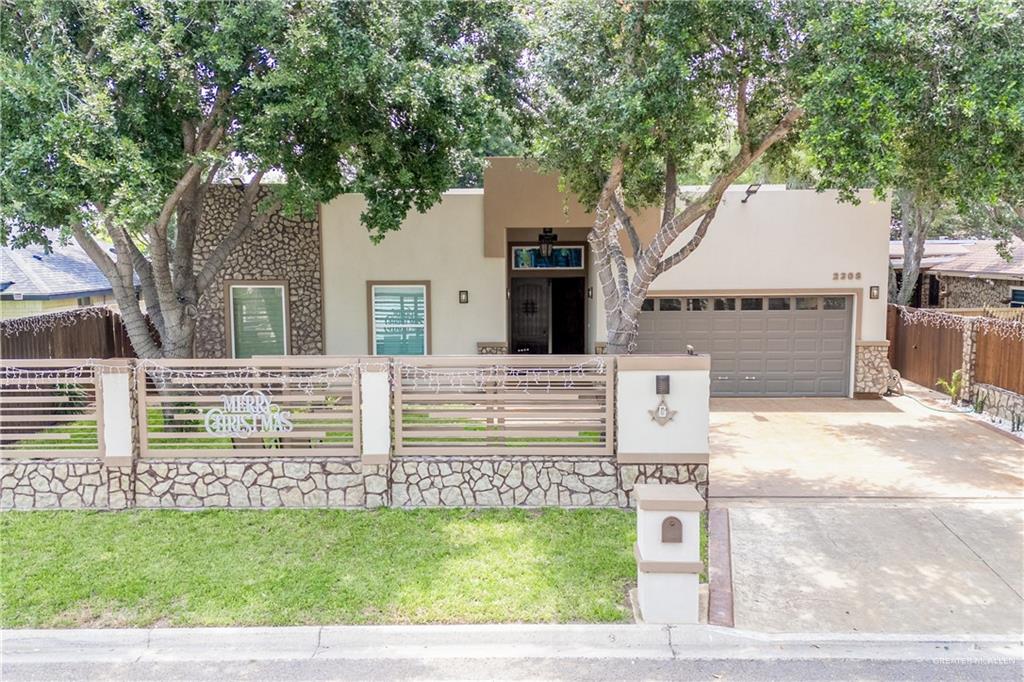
[510,279,549,353]
[510,277,586,354]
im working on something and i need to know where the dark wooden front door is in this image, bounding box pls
[510,279,549,353]
[510,277,586,354]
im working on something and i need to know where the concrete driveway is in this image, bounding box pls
[709,386,1024,635]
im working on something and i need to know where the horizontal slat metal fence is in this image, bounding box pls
[393,356,615,456]
[137,358,363,458]
[0,359,104,458]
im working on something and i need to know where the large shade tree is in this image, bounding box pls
[1,0,524,357]
[530,0,1024,351]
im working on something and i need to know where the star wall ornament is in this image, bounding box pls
[649,396,677,426]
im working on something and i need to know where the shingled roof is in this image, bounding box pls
[0,232,118,300]
[928,237,1024,278]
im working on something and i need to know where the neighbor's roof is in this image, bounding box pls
[889,237,1024,278]
[0,231,118,300]
[929,237,1024,278]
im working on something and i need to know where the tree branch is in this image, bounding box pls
[610,193,642,259]
[121,227,166,342]
[661,153,677,230]
[588,157,628,316]
[656,208,718,275]
[71,221,161,358]
[736,76,750,156]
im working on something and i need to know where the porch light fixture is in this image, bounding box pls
[538,227,558,259]
[741,182,762,203]
[458,290,469,304]
[869,286,880,300]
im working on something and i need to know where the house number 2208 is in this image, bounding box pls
[833,272,861,281]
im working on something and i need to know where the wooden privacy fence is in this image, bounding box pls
[0,307,137,359]
[887,305,1024,396]
[0,359,119,458]
[975,328,1024,395]
[136,358,363,458]
[887,306,963,388]
[393,356,614,456]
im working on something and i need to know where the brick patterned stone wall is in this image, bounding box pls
[2,457,707,510]
[194,186,323,358]
[476,342,508,355]
[854,341,891,395]
[970,383,1024,424]
[941,275,1018,309]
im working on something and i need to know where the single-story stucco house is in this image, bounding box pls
[190,158,892,398]
[890,237,1024,309]
[0,231,119,320]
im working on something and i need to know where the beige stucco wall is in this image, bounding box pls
[322,183,890,355]
[591,187,892,343]
[321,189,506,355]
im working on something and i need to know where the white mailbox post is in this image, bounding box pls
[634,483,705,624]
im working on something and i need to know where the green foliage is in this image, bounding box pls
[1012,412,1023,433]
[0,0,526,246]
[802,0,1024,208]
[935,369,963,403]
[529,0,810,209]
[972,394,988,414]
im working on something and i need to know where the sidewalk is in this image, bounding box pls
[3,624,1020,670]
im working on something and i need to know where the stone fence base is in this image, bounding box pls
[969,383,1024,425]
[1,456,707,511]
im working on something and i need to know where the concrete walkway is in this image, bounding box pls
[3,624,1021,681]
[709,386,1024,635]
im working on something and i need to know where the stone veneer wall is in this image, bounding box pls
[969,383,1024,424]
[1,457,706,510]
[854,341,892,395]
[193,186,323,358]
[941,275,1020,309]
[0,462,133,510]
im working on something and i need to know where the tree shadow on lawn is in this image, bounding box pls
[0,508,638,628]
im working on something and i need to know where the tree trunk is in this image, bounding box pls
[896,189,931,307]
[605,309,638,355]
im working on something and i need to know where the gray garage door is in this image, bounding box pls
[636,295,853,397]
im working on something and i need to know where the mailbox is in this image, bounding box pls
[634,483,705,624]
[661,516,683,543]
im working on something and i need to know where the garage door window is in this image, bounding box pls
[687,298,709,311]
[714,297,736,311]
[796,297,818,310]
[658,298,682,311]
[768,297,791,310]
[823,296,847,310]
[741,297,763,311]
[641,298,655,311]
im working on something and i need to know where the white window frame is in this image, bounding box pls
[369,282,430,355]
[228,283,289,359]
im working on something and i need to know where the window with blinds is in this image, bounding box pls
[371,284,427,355]
[230,285,288,358]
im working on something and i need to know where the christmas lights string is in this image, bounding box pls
[895,305,1024,342]
[0,306,114,337]
[135,359,386,397]
[395,357,608,394]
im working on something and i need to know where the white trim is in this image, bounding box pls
[228,284,289,359]
[371,284,428,355]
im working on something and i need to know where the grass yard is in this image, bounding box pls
[0,507,707,629]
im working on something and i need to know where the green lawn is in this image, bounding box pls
[0,508,703,628]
